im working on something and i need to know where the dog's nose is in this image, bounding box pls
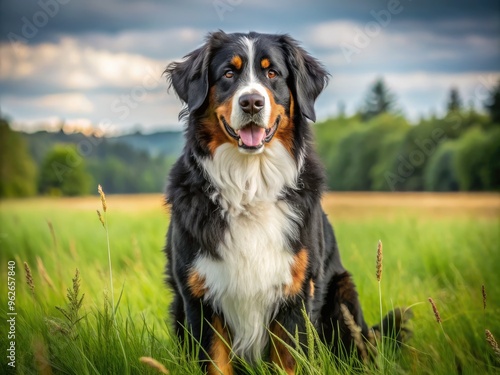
[239,93,265,115]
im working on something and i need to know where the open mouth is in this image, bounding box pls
[222,115,280,150]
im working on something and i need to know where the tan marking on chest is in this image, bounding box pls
[284,248,308,296]
[188,269,208,298]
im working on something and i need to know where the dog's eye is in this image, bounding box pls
[267,69,278,79]
[224,70,234,79]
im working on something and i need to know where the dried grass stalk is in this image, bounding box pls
[340,303,368,363]
[139,357,169,374]
[46,220,57,249]
[376,240,383,282]
[24,261,35,296]
[98,184,107,212]
[482,284,487,310]
[365,328,379,359]
[428,297,442,324]
[97,210,105,227]
[485,330,500,358]
[36,256,54,289]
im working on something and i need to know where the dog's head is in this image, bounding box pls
[165,31,328,156]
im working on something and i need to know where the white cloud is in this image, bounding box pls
[3,89,184,134]
[78,27,206,58]
[1,21,499,132]
[35,93,94,113]
[0,35,183,132]
[10,116,63,133]
[0,37,169,91]
[302,20,360,49]
[302,19,499,67]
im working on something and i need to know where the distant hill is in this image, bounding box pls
[15,129,184,194]
[21,130,184,164]
[110,131,184,157]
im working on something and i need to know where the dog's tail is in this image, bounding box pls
[371,307,413,347]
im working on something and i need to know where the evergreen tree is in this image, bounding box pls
[424,141,460,191]
[484,80,500,123]
[0,119,38,197]
[361,78,397,121]
[447,87,462,112]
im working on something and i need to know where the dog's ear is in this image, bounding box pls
[280,35,329,122]
[165,43,210,115]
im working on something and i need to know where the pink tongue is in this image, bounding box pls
[239,124,266,147]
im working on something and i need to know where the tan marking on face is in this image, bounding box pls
[231,55,242,70]
[213,101,239,150]
[265,88,294,154]
[309,279,315,297]
[270,322,296,375]
[284,248,308,296]
[207,316,234,375]
[201,87,237,154]
[261,58,270,69]
[188,269,207,298]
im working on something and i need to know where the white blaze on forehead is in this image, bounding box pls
[239,37,256,82]
[229,37,271,130]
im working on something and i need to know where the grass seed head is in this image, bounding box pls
[36,256,54,289]
[56,268,84,331]
[139,357,169,374]
[428,297,442,324]
[72,268,80,294]
[24,261,35,296]
[340,303,368,362]
[98,184,107,212]
[485,330,500,358]
[96,210,105,227]
[103,289,110,314]
[46,220,57,249]
[482,284,487,310]
[45,318,70,336]
[366,328,379,358]
[376,239,383,282]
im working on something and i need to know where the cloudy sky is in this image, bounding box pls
[1,0,499,133]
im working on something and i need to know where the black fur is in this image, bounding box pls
[163,31,409,373]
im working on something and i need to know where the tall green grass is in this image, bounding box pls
[0,195,499,374]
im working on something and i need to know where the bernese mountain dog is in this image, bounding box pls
[164,31,408,374]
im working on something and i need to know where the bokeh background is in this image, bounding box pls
[1,2,500,374]
[1,0,499,196]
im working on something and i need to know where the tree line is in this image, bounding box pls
[315,79,500,192]
[0,120,175,197]
[1,79,499,197]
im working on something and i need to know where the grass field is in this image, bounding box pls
[1,192,499,374]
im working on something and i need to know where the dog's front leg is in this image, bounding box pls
[269,302,309,375]
[205,313,233,375]
[181,269,234,375]
[182,300,234,375]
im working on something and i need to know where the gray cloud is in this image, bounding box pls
[0,0,499,132]
[2,0,498,43]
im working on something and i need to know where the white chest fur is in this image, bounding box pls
[194,201,298,362]
[196,142,300,362]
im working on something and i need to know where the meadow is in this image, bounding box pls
[1,192,499,374]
